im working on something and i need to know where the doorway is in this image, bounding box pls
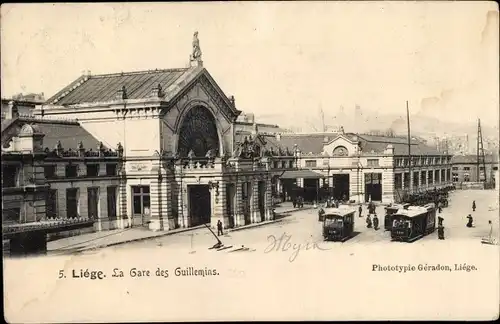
[132,185,151,227]
[226,183,235,228]
[87,187,99,219]
[332,174,350,201]
[188,185,211,227]
[242,182,251,225]
[66,188,79,218]
[365,173,382,202]
[258,181,266,221]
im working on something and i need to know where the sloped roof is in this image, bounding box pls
[1,118,104,151]
[1,118,17,133]
[46,68,194,105]
[451,154,499,164]
[276,134,326,154]
[272,132,445,156]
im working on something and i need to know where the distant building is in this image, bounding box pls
[273,132,453,203]
[451,154,498,185]
[1,117,123,236]
[1,99,40,120]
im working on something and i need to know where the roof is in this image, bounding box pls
[280,170,324,179]
[275,132,446,156]
[46,68,194,105]
[394,204,434,217]
[323,206,357,216]
[385,203,410,210]
[1,118,105,151]
[451,154,499,164]
[277,134,326,154]
[1,119,16,133]
[355,133,443,155]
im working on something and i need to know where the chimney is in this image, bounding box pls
[6,101,19,119]
[117,86,127,100]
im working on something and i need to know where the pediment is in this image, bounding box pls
[167,69,242,123]
[323,134,360,156]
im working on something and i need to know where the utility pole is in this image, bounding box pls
[406,101,412,195]
[477,119,487,182]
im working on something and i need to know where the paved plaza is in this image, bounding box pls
[41,189,498,257]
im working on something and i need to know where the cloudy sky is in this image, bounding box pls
[1,2,498,127]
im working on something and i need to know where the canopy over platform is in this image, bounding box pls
[280,170,325,179]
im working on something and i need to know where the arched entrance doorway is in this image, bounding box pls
[177,106,220,158]
[177,105,221,226]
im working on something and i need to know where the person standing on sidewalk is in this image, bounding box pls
[358,204,363,217]
[217,220,224,236]
[373,214,379,230]
[472,200,476,212]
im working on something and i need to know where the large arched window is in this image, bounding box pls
[177,106,220,157]
[332,145,349,156]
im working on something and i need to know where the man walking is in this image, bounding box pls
[358,204,363,218]
[217,220,224,236]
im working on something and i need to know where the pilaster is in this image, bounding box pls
[79,188,88,219]
[149,178,163,231]
[250,180,259,223]
[234,179,244,227]
[382,170,395,204]
[210,179,226,229]
[265,176,273,221]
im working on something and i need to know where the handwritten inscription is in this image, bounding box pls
[264,232,331,262]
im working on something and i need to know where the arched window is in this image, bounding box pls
[177,106,220,157]
[332,146,348,156]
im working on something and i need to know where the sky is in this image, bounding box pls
[1,2,499,128]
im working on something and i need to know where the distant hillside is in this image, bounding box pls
[255,110,499,140]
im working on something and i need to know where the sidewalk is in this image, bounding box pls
[47,203,312,253]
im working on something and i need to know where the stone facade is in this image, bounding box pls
[30,59,294,233]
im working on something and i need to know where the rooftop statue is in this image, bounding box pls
[192,31,202,60]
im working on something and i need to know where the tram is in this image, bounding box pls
[384,203,410,231]
[391,203,436,242]
[322,207,356,242]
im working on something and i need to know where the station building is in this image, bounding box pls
[273,131,454,204]
[451,154,498,188]
[1,114,123,235]
[10,38,296,233]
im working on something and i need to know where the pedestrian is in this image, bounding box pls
[438,216,444,227]
[466,214,474,228]
[438,225,445,240]
[366,214,372,228]
[358,204,363,217]
[472,200,476,212]
[217,220,224,236]
[373,214,379,230]
[488,220,493,239]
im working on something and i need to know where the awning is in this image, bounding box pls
[280,170,325,179]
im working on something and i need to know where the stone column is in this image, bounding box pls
[79,187,88,219]
[179,182,188,228]
[149,177,162,231]
[250,180,259,223]
[265,175,273,221]
[234,179,244,227]
[118,176,128,228]
[210,179,227,229]
[382,170,395,204]
[95,184,107,231]
[162,177,174,230]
